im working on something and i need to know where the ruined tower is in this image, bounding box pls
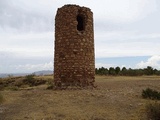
[54,5,95,88]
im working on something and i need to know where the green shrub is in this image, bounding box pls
[46,80,54,90]
[146,102,160,120]
[6,86,19,91]
[23,74,35,86]
[142,88,160,100]
[25,74,35,81]
[23,74,47,87]
[0,92,4,104]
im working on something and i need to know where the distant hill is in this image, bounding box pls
[0,70,53,78]
[0,73,28,78]
[33,70,53,76]
[0,74,9,78]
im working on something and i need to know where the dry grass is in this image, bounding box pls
[0,92,4,104]
[0,75,160,120]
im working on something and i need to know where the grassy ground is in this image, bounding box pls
[0,75,160,120]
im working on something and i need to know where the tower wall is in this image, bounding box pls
[54,5,95,86]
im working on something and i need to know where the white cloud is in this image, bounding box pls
[93,0,157,23]
[136,55,160,69]
[14,62,53,73]
[95,63,116,68]
[0,0,53,32]
[51,0,157,23]
[0,0,160,73]
[0,0,157,32]
[95,31,160,58]
[0,32,53,58]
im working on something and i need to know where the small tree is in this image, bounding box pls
[144,66,154,75]
[115,66,120,75]
[121,67,127,76]
[109,67,116,75]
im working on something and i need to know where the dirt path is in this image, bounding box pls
[1,76,160,120]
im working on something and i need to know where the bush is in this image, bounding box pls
[23,74,35,86]
[46,80,54,90]
[23,74,47,87]
[146,102,160,120]
[142,88,160,100]
[0,93,4,104]
[47,84,54,90]
[6,86,19,91]
[25,74,35,81]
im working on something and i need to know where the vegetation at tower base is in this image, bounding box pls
[95,66,160,76]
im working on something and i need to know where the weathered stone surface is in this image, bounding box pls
[54,4,95,87]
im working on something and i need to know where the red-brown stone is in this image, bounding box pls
[54,4,95,88]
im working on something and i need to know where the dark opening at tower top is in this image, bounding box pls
[77,15,84,31]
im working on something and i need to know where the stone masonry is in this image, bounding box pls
[54,4,95,88]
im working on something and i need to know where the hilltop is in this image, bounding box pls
[0,75,160,119]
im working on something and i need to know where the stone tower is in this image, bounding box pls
[54,4,95,88]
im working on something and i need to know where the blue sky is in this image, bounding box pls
[0,0,160,73]
[96,56,149,68]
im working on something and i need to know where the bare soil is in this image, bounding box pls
[1,76,160,120]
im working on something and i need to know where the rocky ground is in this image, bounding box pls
[0,76,160,120]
